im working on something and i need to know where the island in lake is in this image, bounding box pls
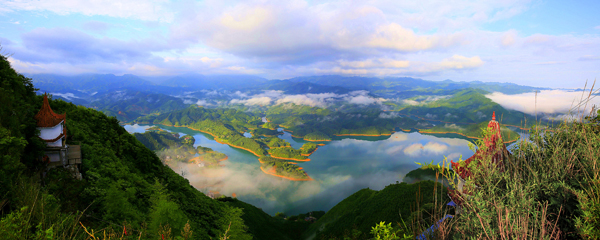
[133,128,228,168]
[258,156,313,181]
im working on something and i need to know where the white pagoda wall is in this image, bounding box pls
[38,122,63,140]
[47,137,64,147]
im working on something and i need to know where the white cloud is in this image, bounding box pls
[195,100,209,106]
[500,30,517,47]
[486,90,600,115]
[338,58,409,69]
[403,143,423,156]
[437,55,484,70]
[403,99,419,105]
[379,112,400,118]
[423,142,448,154]
[276,95,324,107]
[447,152,462,161]
[403,141,448,156]
[1,0,174,22]
[231,96,272,106]
[366,23,456,51]
[51,92,80,100]
[347,95,377,105]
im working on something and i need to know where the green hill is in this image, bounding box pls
[0,54,252,239]
[398,88,537,128]
[303,180,449,240]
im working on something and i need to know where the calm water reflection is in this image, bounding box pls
[124,124,475,215]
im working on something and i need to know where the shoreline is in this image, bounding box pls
[155,123,265,157]
[259,166,313,181]
[418,130,519,144]
[269,155,311,162]
[333,132,394,137]
[301,148,318,156]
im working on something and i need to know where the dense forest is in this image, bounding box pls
[0,53,252,239]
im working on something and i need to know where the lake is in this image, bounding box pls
[124,124,480,216]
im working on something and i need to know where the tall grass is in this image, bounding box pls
[0,175,87,239]
[387,86,600,239]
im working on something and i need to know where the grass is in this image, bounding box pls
[390,85,600,239]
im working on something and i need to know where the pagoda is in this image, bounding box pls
[35,94,81,177]
[447,112,512,212]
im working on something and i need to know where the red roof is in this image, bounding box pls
[35,94,66,128]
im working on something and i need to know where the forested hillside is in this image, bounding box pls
[0,53,252,239]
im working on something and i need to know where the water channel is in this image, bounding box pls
[123,124,525,215]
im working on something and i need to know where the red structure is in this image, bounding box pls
[448,112,511,207]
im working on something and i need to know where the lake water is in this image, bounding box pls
[124,124,479,215]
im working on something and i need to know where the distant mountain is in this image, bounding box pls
[89,90,190,122]
[160,74,268,90]
[27,73,152,93]
[286,75,546,95]
[257,80,351,94]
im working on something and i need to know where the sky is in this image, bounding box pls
[0,0,599,88]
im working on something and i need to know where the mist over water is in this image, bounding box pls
[124,124,476,215]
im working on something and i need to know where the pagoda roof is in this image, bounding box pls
[35,94,66,128]
[448,111,512,207]
[451,111,509,180]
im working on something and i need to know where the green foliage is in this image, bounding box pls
[251,127,279,137]
[303,131,331,141]
[191,119,267,156]
[0,52,45,196]
[265,103,417,140]
[305,181,448,240]
[134,106,269,155]
[134,130,194,152]
[259,157,311,180]
[371,221,411,240]
[0,177,86,239]
[439,117,600,239]
[300,142,318,155]
[399,88,537,128]
[148,180,189,237]
[0,51,254,239]
[219,197,312,240]
[257,137,290,148]
[268,147,307,160]
[261,122,277,130]
[421,120,521,142]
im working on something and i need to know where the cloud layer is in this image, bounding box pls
[229,90,385,107]
[486,90,600,115]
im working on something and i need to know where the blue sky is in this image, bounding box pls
[0,0,599,88]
